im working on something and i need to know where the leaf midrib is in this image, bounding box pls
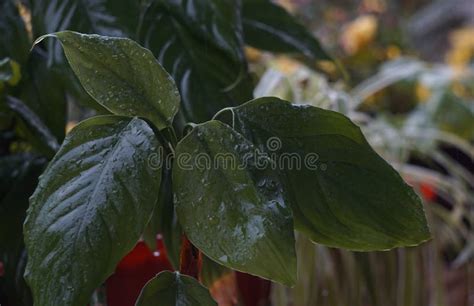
[71,118,135,268]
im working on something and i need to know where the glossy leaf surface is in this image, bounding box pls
[173,121,296,285]
[37,31,180,129]
[24,115,163,306]
[139,1,253,124]
[242,0,331,61]
[230,97,430,251]
[136,271,217,306]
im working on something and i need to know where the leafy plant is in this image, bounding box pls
[0,1,432,305]
[21,30,429,305]
[0,1,334,304]
[253,54,474,306]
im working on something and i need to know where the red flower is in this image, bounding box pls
[106,236,172,306]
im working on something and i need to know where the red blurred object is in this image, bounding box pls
[179,237,201,279]
[236,272,271,306]
[106,235,172,306]
[420,183,436,201]
[0,261,4,277]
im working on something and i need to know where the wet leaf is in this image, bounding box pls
[136,271,217,306]
[242,0,331,61]
[173,121,296,286]
[24,115,163,306]
[36,31,180,129]
[139,1,253,125]
[230,97,430,251]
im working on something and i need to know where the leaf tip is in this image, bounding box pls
[31,33,58,52]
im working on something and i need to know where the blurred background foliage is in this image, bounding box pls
[0,0,473,305]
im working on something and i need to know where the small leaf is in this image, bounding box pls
[173,121,297,286]
[35,31,180,129]
[135,271,217,306]
[24,115,163,306]
[242,0,331,61]
[230,97,430,251]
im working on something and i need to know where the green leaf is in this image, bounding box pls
[139,1,253,124]
[173,120,297,285]
[242,0,331,61]
[36,31,180,130]
[229,97,430,251]
[135,271,217,306]
[24,115,163,306]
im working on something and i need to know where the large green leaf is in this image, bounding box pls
[173,120,296,285]
[135,271,217,306]
[228,97,430,251]
[24,115,163,306]
[242,0,331,61]
[139,1,253,125]
[36,31,180,130]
